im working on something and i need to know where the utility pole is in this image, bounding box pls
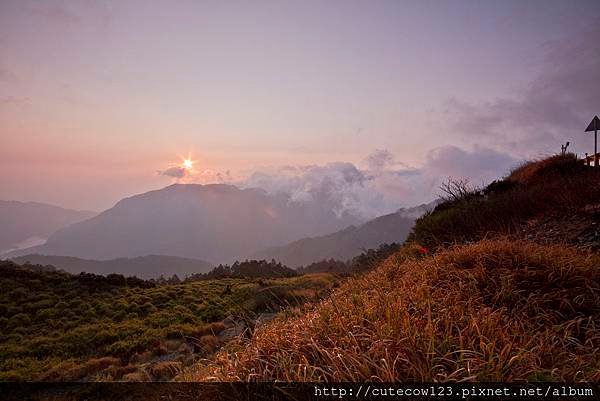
[585,116,600,167]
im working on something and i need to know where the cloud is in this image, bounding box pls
[158,163,235,185]
[158,166,187,179]
[366,149,395,171]
[425,145,518,184]
[364,145,517,210]
[237,146,518,219]
[447,23,600,156]
[156,146,517,219]
[195,168,232,183]
[241,162,374,217]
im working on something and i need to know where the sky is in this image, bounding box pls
[0,0,599,214]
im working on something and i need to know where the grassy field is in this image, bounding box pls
[185,239,600,382]
[0,262,339,381]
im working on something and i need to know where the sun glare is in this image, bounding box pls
[182,158,194,170]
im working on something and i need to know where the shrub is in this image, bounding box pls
[149,361,182,381]
[139,301,158,315]
[122,371,150,381]
[196,335,218,355]
[350,243,402,273]
[200,305,225,323]
[35,308,57,320]
[8,313,31,329]
[37,357,121,381]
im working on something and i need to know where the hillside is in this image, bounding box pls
[408,154,600,250]
[4,184,362,263]
[9,254,213,280]
[182,154,600,381]
[252,203,435,267]
[0,201,96,255]
[0,260,339,381]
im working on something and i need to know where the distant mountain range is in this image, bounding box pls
[0,201,96,255]
[4,184,363,263]
[253,202,436,267]
[10,254,212,279]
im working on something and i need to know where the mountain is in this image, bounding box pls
[4,184,362,263]
[10,254,213,280]
[253,202,436,267]
[0,201,96,255]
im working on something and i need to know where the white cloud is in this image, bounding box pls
[236,146,518,219]
[158,166,187,179]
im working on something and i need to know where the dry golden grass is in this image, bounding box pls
[37,357,121,381]
[148,361,183,381]
[184,239,600,382]
[507,153,586,185]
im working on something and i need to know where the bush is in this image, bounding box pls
[139,302,158,315]
[37,357,121,381]
[8,313,31,329]
[350,243,402,273]
[35,308,57,320]
[200,305,225,323]
[149,361,182,381]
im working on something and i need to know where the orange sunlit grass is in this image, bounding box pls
[182,239,600,382]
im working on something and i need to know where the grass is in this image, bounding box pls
[0,262,339,381]
[507,153,587,185]
[185,239,600,382]
[409,154,600,249]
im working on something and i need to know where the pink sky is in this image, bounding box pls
[1,0,598,211]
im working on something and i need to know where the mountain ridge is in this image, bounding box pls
[0,200,96,255]
[9,254,213,279]
[4,183,364,263]
[252,201,436,267]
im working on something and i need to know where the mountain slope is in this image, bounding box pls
[253,202,435,267]
[5,184,362,263]
[191,239,600,381]
[10,254,213,279]
[0,201,96,254]
[0,260,338,381]
[184,154,600,382]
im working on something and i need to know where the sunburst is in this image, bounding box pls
[182,158,194,170]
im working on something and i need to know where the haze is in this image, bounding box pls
[1,0,598,212]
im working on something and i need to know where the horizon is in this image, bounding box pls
[1,0,599,214]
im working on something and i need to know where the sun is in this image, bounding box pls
[182,158,194,170]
